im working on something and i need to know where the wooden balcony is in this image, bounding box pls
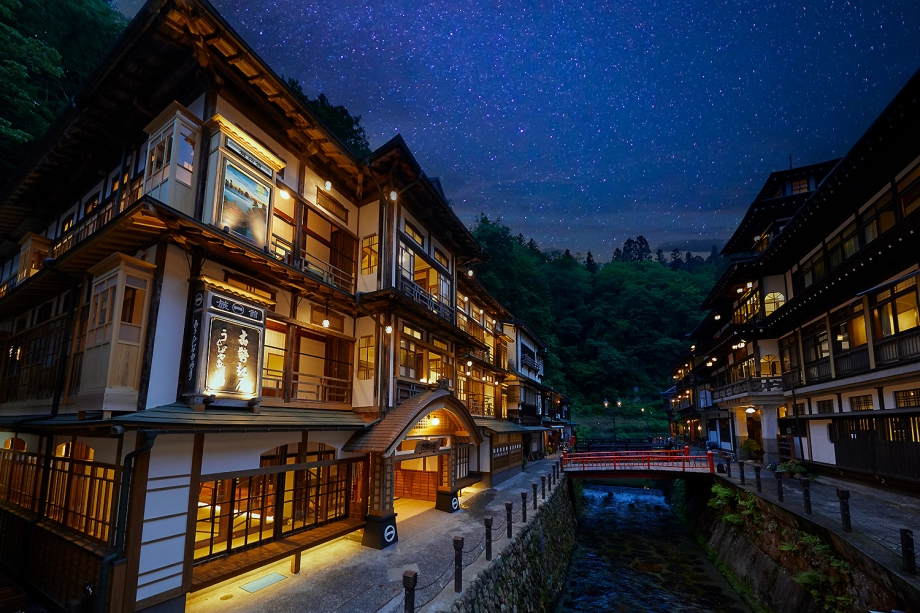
[834,346,870,376]
[463,392,494,417]
[803,357,832,383]
[398,275,453,322]
[520,354,541,372]
[874,328,920,365]
[712,377,783,402]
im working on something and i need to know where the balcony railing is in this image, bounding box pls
[804,357,832,384]
[0,275,17,299]
[712,377,783,401]
[398,275,453,322]
[520,354,541,372]
[834,346,870,376]
[50,199,118,260]
[782,370,803,390]
[301,251,354,293]
[395,380,428,407]
[1,316,68,404]
[465,348,492,364]
[874,328,920,365]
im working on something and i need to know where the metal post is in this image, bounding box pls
[505,502,513,538]
[521,492,527,522]
[738,461,745,485]
[775,471,783,502]
[484,517,493,561]
[837,489,851,533]
[801,478,812,515]
[753,465,762,493]
[541,475,546,500]
[901,529,916,574]
[403,570,417,613]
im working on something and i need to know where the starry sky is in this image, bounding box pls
[124,0,920,257]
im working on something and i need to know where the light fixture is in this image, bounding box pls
[479,308,484,315]
[420,377,427,384]
[711,357,717,362]
[690,344,696,350]
[431,416,440,426]
[737,288,743,293]
[641,408,645,413]
[463,296,469,302]
[322,301,330,328]
[754,235,761,241]
[604,399,609,409]
[385,325,393,334]
[390,190,398,201]
[466,371,471,376]
[492,319,497,325]
[467,270,474,277]
[745,407,756,414]
[467,360,472,367]
[324,180,332,191]
[714,315,721,321]
[279,189,291,200]
[706,361,713,367]
[746,282,753,288]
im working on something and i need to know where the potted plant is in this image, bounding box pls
[740,438,763,461]
[776,459,807,478]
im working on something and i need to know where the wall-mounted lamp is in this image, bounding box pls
[431,416,440,426]
[385,325,393,334]
[322,301,330,328]
[324,180,332,191]
[467,270,474,277]
[390,190,398,201]
[279,189,291,200]
[714,315,721,320]
[745,407,756,414]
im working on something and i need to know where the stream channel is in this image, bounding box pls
[555,483,752,613]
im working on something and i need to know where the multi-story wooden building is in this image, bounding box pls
[0,1,563,610]
[667,68,920,486]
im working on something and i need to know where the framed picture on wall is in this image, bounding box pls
[220,160,270,245]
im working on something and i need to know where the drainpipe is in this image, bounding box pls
[96,429,159,613]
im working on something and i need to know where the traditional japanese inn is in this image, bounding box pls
[665,68,920,488]
[0,0,572,610]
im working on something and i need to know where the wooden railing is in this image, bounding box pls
[0,316,68,403]
[0,449,42,511]
[301,251,354,293]
[398,275,453,322]
[712,376,782,401]
[804,357,832,383]
[834,346,870,375]
[874,328,920,365]
[44,457,116,544]
[50,199,117,260]
[463,392,494,417]
[395,380,427,407]
[782,370,803,389]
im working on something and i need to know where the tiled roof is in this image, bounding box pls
[343,390,482,455]
[472,417,531,434]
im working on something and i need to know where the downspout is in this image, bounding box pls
[96,429,160,613]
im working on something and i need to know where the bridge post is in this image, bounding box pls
[738,461,745,485]
[775,471,783,502]
[684,445,690,457]
[753,465,762,492]
[402,570,417,613]
[706,451,714,473]
[901,529,916,574]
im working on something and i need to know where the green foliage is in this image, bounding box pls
[722,513,744,525]
[740,438,762,453]
[470,216,725,426]
[286,79,371,158]
[776,459,807,474]
[0,0,127,182]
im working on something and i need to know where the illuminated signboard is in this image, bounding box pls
[185,279,269,405]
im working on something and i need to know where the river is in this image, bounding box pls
[555,484,752,613]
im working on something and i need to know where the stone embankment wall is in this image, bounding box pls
[448,477,578,613]
[671,476,920,613]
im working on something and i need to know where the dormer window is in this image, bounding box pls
[790,178,809,194]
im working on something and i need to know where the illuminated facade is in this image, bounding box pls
[0,1,570,610]
[667,68,920,484]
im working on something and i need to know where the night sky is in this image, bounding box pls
[124,0,920,257]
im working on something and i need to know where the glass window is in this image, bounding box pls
[894,389,920,408]
[764,292,785,316]
[399,242,415,278]
[849,395,873,411]
[816,399,835,414]
[361,235,379,275]
[357,335,374,380]
[790,178,809,194]
[779,334,799,373]
[831,302,867,352]
[434,248,449,269]
[405,222,424,247]
[899,166,920,217]
[760,355,779,377]
[873,278,919,339]
[800,320,829,364]
[316,188,348,223]
[860,192,897,245]
[798,250,825,290]
[176,123,196,186]
[732,291,761,324]
[825,223,859,270]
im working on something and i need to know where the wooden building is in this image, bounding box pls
[666,68,920,488]
[0,0,565,610]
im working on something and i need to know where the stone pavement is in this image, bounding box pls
[712,456,920,590]
[185,457,563,613]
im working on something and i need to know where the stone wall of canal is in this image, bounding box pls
[447,476,578,613]
[671,475,920,613]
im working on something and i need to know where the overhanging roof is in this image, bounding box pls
[473,417,530,434]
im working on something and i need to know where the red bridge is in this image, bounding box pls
[561,448,716,478]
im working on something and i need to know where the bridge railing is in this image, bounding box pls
[561,450,715,474]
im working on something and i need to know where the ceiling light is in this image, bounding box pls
[737,288,743,293]
[322,318,330,328]
[279,189,291,200]
[714,315,721,321]
[467,360,472,366]
[746,408,756,414]
[467,270,474,277]
[324,180,332,191]
[431,416,440,426]
[390,190,398,201]
[747,282,753,288]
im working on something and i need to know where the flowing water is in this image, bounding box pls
[555,484,751,613]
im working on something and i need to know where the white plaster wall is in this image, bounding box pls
[809,420,835,464]
[75,436,120,464]
[136,434,195,603]
[478,433,491,472]
[200,432,302,475]
[884,381,920,410]
[146,245,190,409]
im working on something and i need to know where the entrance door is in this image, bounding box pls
[746,414,763,447]
[395,455,441,501]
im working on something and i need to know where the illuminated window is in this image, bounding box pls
[358,335,375,380]
[434,248,449,269]
[872,278,919,340]
[790,178,809,194]
[760,355,779,377]
[399,325,423,379]
[316,188,349,223]
[361,235,379,275]
[405,222,424,247]
[816,399,835,414]
[849,395,873,411]
[894,389,920,408]
[764,292,785,316]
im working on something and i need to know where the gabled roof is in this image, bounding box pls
[342,389,482,455]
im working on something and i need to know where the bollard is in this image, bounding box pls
[551,468,556,488]
[521,492,527,522]
[403,570,417,613]
[541,475,546,500]
[775,471,783,502]
[484,517,493,561]
[532,483,538,509]
[738,461,745,485]
[547,472,552,490]
[901,529,916,574]
[753,465,762,492]
[453,536,464,593]
[725,458,731,478]
[801,478,812,515]
[837,489,852,533]
[505,502,513,538]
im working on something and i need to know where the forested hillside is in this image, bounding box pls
[471,216,726,435]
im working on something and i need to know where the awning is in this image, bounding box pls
[473,417,530,434]
[523,426,551,432]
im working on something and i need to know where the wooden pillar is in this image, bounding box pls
[361,452,397,549]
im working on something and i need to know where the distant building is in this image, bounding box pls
[0,0,571,610]
[666,68,920,487]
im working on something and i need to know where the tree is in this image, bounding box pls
[612,248,622,262]
[635,236,652,261]
[656,249,667,265]
[286,79,371,158]
[0,0,127,182]
[585,251,597,274]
